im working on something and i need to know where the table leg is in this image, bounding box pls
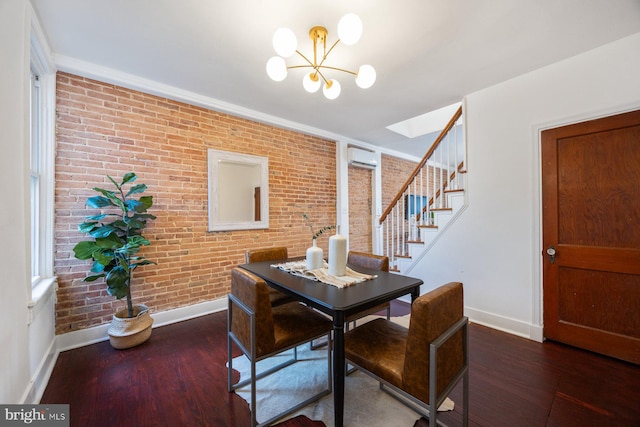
[333,312,345,427]
[411,285,419,302]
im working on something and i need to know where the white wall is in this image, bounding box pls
[0,0,57,404]
[411,32,640,340]
[0,0,33,403]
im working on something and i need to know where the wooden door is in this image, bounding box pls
[541,109,640,364]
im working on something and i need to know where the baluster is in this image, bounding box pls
[454,120,459,189]
[401,194,405,256]
[447,131,451,189]
[432,150,436,213]
[419,168,424,227]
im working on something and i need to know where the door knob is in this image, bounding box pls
[546,246,556,264]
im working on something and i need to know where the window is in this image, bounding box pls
[29,16,56,302]
[30,69,42,281]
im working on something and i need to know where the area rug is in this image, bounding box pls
[230,314,454,426]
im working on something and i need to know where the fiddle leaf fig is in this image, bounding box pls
[86,195,114,209]
[72,172,156,318]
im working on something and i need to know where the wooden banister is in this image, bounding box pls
[379,106,462,224]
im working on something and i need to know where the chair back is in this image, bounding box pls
[246,247,288,263]
[347,251,389,272]
[402,282,464,403]
[229,268,276,356]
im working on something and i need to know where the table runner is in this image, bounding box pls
[271,260,377,288]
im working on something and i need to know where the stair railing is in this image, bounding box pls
[378,106,464,270]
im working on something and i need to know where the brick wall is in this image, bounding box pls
[348,165,372,252]
[53,73,337,334]
[381,154,418,211]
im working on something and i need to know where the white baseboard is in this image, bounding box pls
[394,297,543,343]
[56,297,228,352]
[464,306,543,342]
[22,339,58,404]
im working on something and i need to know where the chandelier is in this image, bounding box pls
[265,13,376,100]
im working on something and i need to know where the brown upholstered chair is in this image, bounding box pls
[344,282,469,427]
[227,268,332,427]
[346,251,391,324]
[245,247,293,307]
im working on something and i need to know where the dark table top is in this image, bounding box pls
[239,258,423,318]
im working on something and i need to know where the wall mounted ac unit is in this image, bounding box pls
[347,147,377,169]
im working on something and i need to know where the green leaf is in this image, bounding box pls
[78,221,98,233]
[73,241,98,260]
[135,213,157,220]
[124,217,144,229]
[126,183,147,197]
[125,199,143,212]
[96,233,124,249]
[93,250,114,267]
[92,187,115,198]
[85,214,109,221]
[111,219,127,228]
[111,197,126,212]
[138,195,153,211]
[83,274,105,282]
[106,266,129,299]
[121,172,137,186]
[86,196,114,209]
[131,259,156,268]
[90,260,106,273]
[127,235,150,246]
[89,225,119,239]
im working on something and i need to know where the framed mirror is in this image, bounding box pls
[208,149,269,231]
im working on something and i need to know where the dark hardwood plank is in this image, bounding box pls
[41,301,640,427]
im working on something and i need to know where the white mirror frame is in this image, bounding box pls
[208,149,269,231]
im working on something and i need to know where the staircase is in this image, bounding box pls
[378,106,466,274]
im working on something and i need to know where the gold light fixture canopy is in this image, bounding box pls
[266,13,376,100]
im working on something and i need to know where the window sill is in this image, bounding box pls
[28,276,57,325]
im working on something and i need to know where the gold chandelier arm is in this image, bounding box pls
[295,50,316,68]
[323,39,341,63]
[317,65,357,76]
[291,50,330,84]
[280,33,360,86]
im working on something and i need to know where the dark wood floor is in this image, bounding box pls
[41,302,640,426]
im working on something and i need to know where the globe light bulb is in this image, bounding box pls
[337,13,363,45]
[266,56,287,81]
[303,72,321,93]
[323,79,341,100]
[272,28,297,57]
[355,64,376,89]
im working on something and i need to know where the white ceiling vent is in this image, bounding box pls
[347,147,377,169]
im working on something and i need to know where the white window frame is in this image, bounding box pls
[28,12,57,318]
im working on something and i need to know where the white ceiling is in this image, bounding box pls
[30,0,640,158]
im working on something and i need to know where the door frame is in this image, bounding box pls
[532,103,640,342]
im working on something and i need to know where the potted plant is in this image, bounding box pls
[73,172,156,349]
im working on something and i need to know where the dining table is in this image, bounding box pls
[239,257,423,427]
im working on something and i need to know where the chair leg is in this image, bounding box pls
[463,369,469,427]
[227,335,233,392]
[251,358,257,427]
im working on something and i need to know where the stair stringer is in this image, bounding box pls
[395,189,467,276]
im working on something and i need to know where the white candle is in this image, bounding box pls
[328,228,347,276]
